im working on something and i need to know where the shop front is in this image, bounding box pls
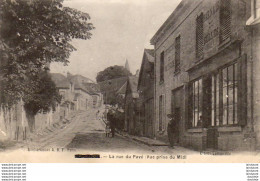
[184,44,255,151]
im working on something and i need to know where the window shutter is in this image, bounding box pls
[175,36,181,73]
[219,0,231,43]
[238,54,247,126]
[160,52,164,82]
[196,13,204,59]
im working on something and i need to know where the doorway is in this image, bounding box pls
[171,88,183,144]
[174,107,180,143]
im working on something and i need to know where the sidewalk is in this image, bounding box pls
[116,130,168,147]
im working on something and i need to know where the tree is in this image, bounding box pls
[96,65,131,83]
[0,0,94,131]
[23,71,62,132]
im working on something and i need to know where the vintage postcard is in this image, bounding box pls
[0,0,260,163]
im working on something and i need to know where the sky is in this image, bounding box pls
[50,0,182,82]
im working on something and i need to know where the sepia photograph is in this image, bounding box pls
[0,0,260,163]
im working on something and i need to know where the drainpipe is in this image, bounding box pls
[246,0,260,149]
[153,47,157,139]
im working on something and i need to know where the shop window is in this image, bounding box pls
[219,0,231,43]
[191,79,203,127]
[160,51,164,83]
[189,62,241,128]
[175,36,181,73]
[196,13,204,60]
[211,63,238,126]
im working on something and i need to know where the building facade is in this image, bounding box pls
[98,76,128,105]
[137,49,155,138]
[124,76,140,135]
[151,0,260,150]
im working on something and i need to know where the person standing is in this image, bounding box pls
[105,122,111,137]
[110,110,116,138]
[107,109,115,138]
[167,114,175,148]
[96,110,100,119]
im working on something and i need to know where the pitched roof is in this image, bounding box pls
[150,0,198,45]
[116,82,127,95]
[51,73,100,95]
[144,49,155,62]
[137,49,155,89]
[98,76,128,93]
[69,74,95,84]
[68,74,97,95]
[50,73,70,89]
[82,82,101,95]
[127,76,139,98]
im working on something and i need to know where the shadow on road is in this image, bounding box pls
[66,132,156,154]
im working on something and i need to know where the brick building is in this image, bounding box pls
[151,0,260,150]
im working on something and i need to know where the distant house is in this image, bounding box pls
[137,49,155,138]
[116,82,127,99]
[50,73,76,117]
[124,76,139,135]
[67,74,95,110]
[82,82,103,108]
[98,76,128,105]
[67,73,102,109]
[51,73,102,112]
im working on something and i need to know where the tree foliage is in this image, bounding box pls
[23,71,62,131]
[23,71,62,116]
[96,65,131,83]
[0,0,94,109]
[104,91,125,109]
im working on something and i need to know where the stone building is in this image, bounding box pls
[124,76,139,135]
[136,49,155,138]
[151,0,260,150]
[98,76,128,105]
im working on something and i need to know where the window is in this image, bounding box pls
[211,63,238,126]
[219,0,231,43]
[189,62,240,128]
[159,95,165,131]
[93,96,98,107]
[196,13,204,59]
[160,51,164,82]
[191,79,203,127]
[159,95,163,131]
[175,35,181,73]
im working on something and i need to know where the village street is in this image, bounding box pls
[17,107,197,155]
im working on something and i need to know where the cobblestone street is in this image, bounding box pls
[18,108,197,155]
